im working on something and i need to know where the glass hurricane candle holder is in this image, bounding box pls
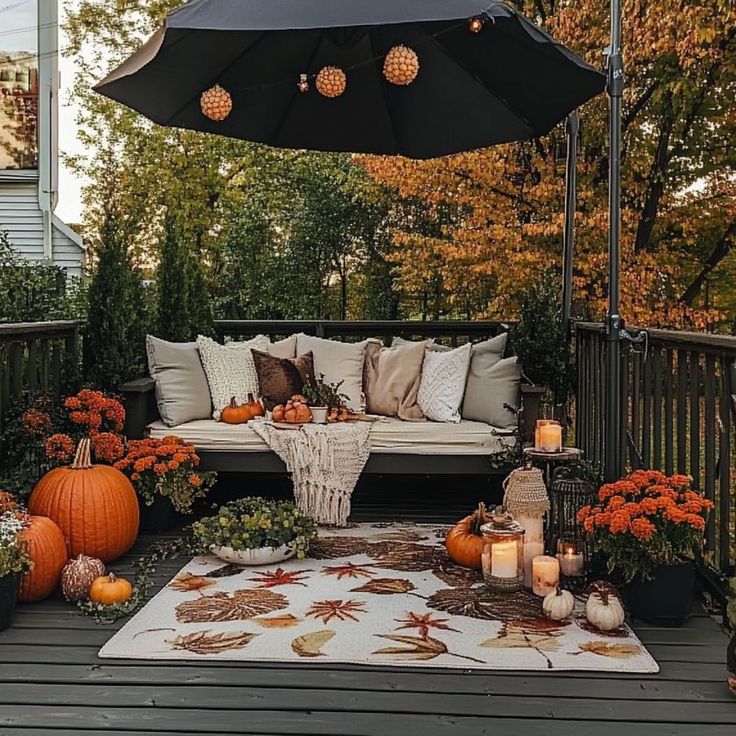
[480,509,525,593]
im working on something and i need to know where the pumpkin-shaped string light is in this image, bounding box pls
[200,84,232,121]
[316,66,346,98]
[468,16,484,33]
[383,45,419,86]
[297,73,310,93]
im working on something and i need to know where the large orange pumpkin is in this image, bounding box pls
[445,502,490,570]
[19,515,68,603]
[29,438,139,563]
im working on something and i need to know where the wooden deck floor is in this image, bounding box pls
[0,522,733,736]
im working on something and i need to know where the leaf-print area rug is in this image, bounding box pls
[98,523,659,672]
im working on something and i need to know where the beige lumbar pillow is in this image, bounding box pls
[294,334,372,409]
[363,340,428,421]
[267,334,297,359]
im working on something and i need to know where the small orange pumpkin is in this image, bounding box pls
[445,502,490,569]
[221,397,252,424]
[89,573,133,605]
[247,393,264,418]
[272,404,285,422]
[29,438,139,563]
[19,515,68,603]
[294,404,312,423]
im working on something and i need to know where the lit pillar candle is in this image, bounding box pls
[515,513,544,588]
[539,423,562,452]
[559,546,584,577]
[532,555,560,596]
[523,541,545,588]
[491,540,518,579]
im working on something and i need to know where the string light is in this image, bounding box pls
[469,16,484,33]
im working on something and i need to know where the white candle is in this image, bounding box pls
[559,550,584,577]
[523,541,545,588]
[539,423,562,452]
[532,555,560,596]
[491,540,518,579]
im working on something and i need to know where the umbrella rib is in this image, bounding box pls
[366,31,400,154]
[164,31,269,126]
[425,31,537,137]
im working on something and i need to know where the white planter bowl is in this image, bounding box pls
[210,544,295,566]
[310,406,328,424]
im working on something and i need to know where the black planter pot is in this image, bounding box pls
[0,572,20,632]
[728,635,736,698]
[624,561,694,627]
[138,495,183,533]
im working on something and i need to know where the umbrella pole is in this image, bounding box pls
[561,110,579,335]
[604,0,625,482]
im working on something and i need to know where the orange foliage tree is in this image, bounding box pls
[358,0,736,328]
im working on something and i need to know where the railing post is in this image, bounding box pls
[561,111,579,335]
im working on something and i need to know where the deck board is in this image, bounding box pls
[0,532,731,735]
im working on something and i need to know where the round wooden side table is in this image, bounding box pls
[523,447,582,486]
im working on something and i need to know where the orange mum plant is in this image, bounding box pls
[578,470,713,583]
[114,436,215,514]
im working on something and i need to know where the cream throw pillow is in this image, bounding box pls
[295,334,371,409]
[196,334,268,419]
[417,342,472,423]
[267,334,297,359]
[363,340,428,420]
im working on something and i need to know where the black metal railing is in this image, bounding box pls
[215,319,510,345]
[575,322,736,586]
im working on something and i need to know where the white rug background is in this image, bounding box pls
[99,523,659,673]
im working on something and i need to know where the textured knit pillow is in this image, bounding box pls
[196,334,268,419]
[417,342,472,423]
[146,336,212,427]
[252,349,317,410]
[462,356,521,428]
[363,340,428,420]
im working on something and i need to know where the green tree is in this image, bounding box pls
[84,208,147,389]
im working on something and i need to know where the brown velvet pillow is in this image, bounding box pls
[252,349,317,410]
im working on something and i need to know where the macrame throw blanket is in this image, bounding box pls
[251,422,371,526]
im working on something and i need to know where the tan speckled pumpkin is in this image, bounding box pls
[60,554,106,602]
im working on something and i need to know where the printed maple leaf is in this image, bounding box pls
[291,630,335,657]
[249,567,311,588]
[369,541,447,572]
[373,633,484,664]
[350,578,420,596]
[394,611,459,640]
[175,589,288,623]
[306,599,367,624]
[577,641,642,659]
[166,630,257,655]
[168,573,215,593]
[321,562,375,580]
[481,622,564,669]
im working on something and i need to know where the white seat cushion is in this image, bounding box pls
[147,417,514,456]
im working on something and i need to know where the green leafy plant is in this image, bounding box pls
[302,374,349,409]
[728,578,736,634]
[510,277,575,405]
[192,497,317,559]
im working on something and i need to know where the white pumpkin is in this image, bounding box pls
[585,590,626,630]
[543,587,575,621]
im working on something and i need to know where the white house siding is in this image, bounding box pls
[0,180,85,278]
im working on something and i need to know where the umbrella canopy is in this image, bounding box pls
[95,0,605,159]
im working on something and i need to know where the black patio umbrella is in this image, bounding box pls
[94,0,605,159]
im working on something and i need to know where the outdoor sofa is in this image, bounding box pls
[121,326,543,476]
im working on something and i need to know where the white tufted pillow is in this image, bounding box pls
[196,334,269,419]
[417,342,472,423]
